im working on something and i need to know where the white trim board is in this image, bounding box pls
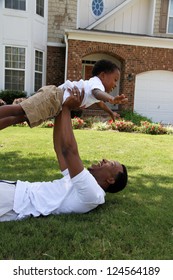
[65,29,173,50]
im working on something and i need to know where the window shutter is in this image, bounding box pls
[159,0,169,33]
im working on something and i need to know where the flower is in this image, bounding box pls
[107,119,134,132]
[41,120,54,128]
[72,117,85,129]
[139,121,167,134]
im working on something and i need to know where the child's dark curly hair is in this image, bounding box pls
[92,59,120,76]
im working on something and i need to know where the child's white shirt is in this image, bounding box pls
[58,76,105,108]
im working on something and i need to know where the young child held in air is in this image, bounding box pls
[0,59,128,130]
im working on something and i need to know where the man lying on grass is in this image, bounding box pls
[0,87,128,222]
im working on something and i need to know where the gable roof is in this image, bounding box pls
[86,0,133,30]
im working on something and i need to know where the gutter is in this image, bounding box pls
[65,29,173,50]
[64,33,68,81]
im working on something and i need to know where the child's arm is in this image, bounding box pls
[96,101,120,121]
[92,89,114,102]
[92,89,128,104]
[111,94,128,104]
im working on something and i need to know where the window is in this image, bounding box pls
[36,0,44,17]
[82,60,96,79]
[91,0,104,17]
[168,0,173,33]
[35,50,43,91]
[5,46,25,91]
[5,0,26,11]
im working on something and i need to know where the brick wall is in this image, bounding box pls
[67,39,173,111]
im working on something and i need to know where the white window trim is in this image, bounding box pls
[34,49,44,91]
[90,0,105,18]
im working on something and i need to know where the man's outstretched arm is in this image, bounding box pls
[53,88,84,178]
[53,111,67,172]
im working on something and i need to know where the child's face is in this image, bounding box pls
[101,69,120,93]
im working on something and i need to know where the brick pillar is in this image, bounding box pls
[46,46,65,86]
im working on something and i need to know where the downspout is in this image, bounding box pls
[64,32,68,81]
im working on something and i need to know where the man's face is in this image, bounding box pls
[88,159,123,177]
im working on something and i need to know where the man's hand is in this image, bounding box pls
[109,94,128,105]
[63,86,84,110]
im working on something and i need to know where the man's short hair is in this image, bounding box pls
[106,165,128,193]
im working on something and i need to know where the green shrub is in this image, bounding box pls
[108,119,135,132]
[83,116,102,128]
[0,90,27,104]
[139,121,167,135]
[165,125,173,135]
[71,117,85,129]
[41,120,54,128]
[93,121,109,131]
[120,110,152,126]
[82,117,94,128]
[13,122,28,127]
[11,115,173,136]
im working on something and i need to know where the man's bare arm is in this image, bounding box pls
[53,112,67,172]
[53,88,84,177]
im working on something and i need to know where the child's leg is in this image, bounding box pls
[0,115,27,130]
[0,104,24,119]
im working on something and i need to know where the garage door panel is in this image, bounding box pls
[153,113,173,124]
[134,71,173,124]
[136,82,173,94]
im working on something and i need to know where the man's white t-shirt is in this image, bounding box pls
[13,168,105,220]
[59,76,105,108]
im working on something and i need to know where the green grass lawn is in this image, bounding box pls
[0,127,173,260]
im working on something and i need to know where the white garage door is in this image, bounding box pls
[134,70,173,124]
